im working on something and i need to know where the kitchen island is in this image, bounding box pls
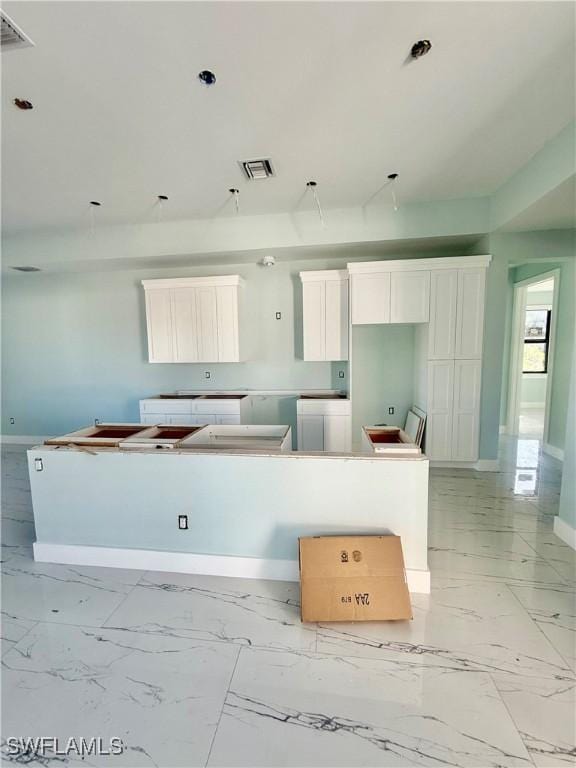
[28,427,430,593]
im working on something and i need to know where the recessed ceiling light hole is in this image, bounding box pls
[198,70,216,86]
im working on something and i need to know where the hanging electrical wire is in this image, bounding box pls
[156,195,168,223]
[229,188,240,214]
[306,181,325,227]
[89,201,101,236]
[362,173,400,211]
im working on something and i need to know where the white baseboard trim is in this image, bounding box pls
[1,435,47,445]
[553,517,576,550]
[520,403,546,410]
[543,443,564,462]
[33,542,431,594]
[430,459,499,472]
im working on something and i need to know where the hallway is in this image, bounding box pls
[1,438,574,767]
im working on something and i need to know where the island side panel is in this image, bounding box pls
[27,449,429,573]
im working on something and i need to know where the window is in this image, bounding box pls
[522,309,551,373]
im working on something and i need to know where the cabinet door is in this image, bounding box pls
[428,270,458,359]
[144,289,174,362]
[302,281,326,360]
[196,287,219,362]
[172,288,199,362]
[455,268,485,359]
[140,414,164,425]
[452,359,481,461]
[164,415,200,426]
[323,415,351,452]
[216,415,240,425]
[351,274,390,325]
[426,360,455,460]
[216,285,240,362]
[297,415,324,451]
[325,280,349,361]
[390,271,430,323]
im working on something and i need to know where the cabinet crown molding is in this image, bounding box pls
[299,269,349,282]
[347,255,492,274]
[142,275,245,289]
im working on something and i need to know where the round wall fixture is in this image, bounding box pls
[198,70,216,86]
[158,195,168,201]
[387,173,399,180]
[410,40,432,58]
[13,98,33,110]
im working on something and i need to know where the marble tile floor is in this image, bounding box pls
[1,439,574,767]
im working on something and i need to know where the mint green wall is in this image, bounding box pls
[558,333,576,530]
[351,325,415,446]
[487,229,575,457]
[1,258,350,437]
[520,375,547,405]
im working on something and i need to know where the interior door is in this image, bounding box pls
[172,287,199,362]
[196,287,219,362]
[426,360,455,460]
[452,359,481,461]
[144,288,174,362]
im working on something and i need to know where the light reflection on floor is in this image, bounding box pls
[514,439,541,496]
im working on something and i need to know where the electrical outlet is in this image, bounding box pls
[275,312,281,320]
[338,371,345,379]
[388,407,395,415]
[178,515,188,530]
[9,417,15,425]
[205,371,211,379]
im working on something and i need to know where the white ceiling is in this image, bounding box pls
[2,1,575,233]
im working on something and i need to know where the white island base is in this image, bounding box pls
[29,445,431,594]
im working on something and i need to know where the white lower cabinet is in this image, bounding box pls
[139,397,250,426]
[426,360,455,461]
[296,399,352,452]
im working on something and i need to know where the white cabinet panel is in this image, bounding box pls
[428,270,458,359]
[390,271,430,324]
[196,287,219,362]
[302,281,325,360]
[216,415,241,425]
[325,280,349,360]
[145,289,174,362]
[172,288,199,363]
[140,414,163,425]
[455,268,485,359]
[324,415,351,452]
[301,273,348,361]
[452,359,481,461]
[216,286,240,362]
[426,360,455,461]
[297,415,324,451]
[351,274,390,325]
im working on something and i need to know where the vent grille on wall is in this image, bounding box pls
[239,159,275,180]
[1,11,35,51]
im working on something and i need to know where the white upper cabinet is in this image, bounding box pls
[351,273,390,325]
[300,271,348,361]
[455,268,486,359]
[390,271,430,324]
[428,269,458,359]
[142,276,244,364]
[144,288,174,363]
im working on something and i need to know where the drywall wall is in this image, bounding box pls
[558,332,576,534]
[351,325,415,447]
[520,375,547,406]
[487,229,575,457]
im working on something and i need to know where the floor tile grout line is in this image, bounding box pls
[97,575,149,629]
[204,643,242,768]
[1,620,39,659]
[485,669,538,768]
[503,582,575,674]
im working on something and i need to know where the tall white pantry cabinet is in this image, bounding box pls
[142,276,244,363]
[348,256,490,464]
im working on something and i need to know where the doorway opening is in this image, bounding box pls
[506,270,559,442]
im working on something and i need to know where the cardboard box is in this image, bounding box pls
[299,535,412,623]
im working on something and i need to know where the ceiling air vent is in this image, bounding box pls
[11,266,41,272]
[1,11,35,51]
[239,158,275,181]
